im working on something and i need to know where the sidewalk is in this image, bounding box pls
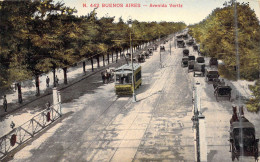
[0,41,163,119]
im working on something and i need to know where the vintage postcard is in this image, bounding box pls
[0,0,260,161]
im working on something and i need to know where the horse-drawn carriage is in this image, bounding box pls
[181,57,189,67]
[183,49,189,57]
[148,48,153,56]
[193,45,198,51]
[229,106,259,161]
[214,85,232,101]
[142,51,149,59]
[205,68,219,82]
[188,56,195,72]
[196,56,205,64]
[160,46,165,51]
[186,39,194,46]
[177,39,185,48]
[193,63,205,77]
[209,57,218,67]
[138,54,145,63]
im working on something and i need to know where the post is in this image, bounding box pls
[53,88,58,109]
[57,91,62,116]
[83,61,86,74]
[130,31,136,102]
[128,18,136,102]
[170,38,172,55]
[159,33,162,68]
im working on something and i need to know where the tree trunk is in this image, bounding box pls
[116,51,118,63]
[107,53,110,64]
[91,57,94,71]
[63,67,68,85]
[112,52,114,62]
[17,82,23,104]
[120,49,122,58]
[53,68,56,87]
[97,56,100,68]
[103,55,105,66]
[35,75,40,96]
[83,61,86,74]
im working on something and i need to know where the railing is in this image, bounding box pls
[0,103,62,160]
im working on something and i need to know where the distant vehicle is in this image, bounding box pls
[176,35,183,39]
[143,51,149,59]
[177,40,185,48]
[114,64,142,95]
[188,60,195,73]
[209,57,218,67]
[214,85,232,101]
[138,54,145,63]
[181,57,189,67]
[205,68,219,82]
[160,46,165,51]
[148,48,153,55]
[188,55,195,61]
[229,106,259,161]
[193,63,205,77]
[193,45,199,52]
[183,34,189,40]
[183,49,189,57]
[196,56,205,63]
[186,39,194,46]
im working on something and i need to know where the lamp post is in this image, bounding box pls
[159,32,162,68]
[128,18,136,102]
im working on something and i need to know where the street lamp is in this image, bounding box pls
[159,31,162,68]
[128,18,136,102]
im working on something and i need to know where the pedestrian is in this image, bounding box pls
[45,101,51,110]
[55,75,59,85]
[46,76,50,88]
[101,72,105,83]
[3,95,7,112]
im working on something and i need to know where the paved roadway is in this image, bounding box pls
[7,37,260,162]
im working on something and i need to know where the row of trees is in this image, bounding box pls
[188,1,260,112]
[0,0,186,101]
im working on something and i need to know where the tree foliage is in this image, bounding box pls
[0,0,186,89]
[188,1,260,111]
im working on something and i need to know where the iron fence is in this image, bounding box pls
[0,103,61,160]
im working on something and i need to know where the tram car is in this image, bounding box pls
[114,64,142,95]
[229,106,259,161]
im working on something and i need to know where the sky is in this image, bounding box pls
[59,0,260,25]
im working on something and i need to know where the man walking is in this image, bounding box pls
[3,95,7,112]
[46,76,50,87]
[55,75,59,85]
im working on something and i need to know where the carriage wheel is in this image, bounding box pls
[231,144,236,161]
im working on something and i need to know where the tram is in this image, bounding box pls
[114,63,142,95]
